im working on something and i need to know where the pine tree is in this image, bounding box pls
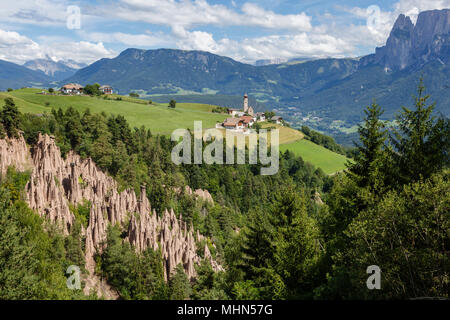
[1,98,20,138]
[347,101,387,192]
[168,264,192,300]
[390,78,449,185]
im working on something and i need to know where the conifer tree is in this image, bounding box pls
[390,78,449,185]
[1,98,20,138]
[347,101,387,192]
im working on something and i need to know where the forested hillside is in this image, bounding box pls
[0,80,448,299]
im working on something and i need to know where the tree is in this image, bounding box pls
[253,122,262,133]
[390,78,449,185]
[264,111,275,119]
[129,92,139,98]
[101,225,167,300]
[1,98,20,138]
[48,88,54,93]
[7,88,13,92]
[83,83,101,96]
[347,101,387,192]
[169,100,177,109]
[192,261,228,300]
[0,169,86,300]
[238,188,322,299]
[168,264,192,300]
[326,171,449,299]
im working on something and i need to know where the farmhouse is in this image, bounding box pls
[223,117,244,130]
[255,112,266,122]
[271,116,283,124]
[61,83,83,95]
[99,85,113,94]
[227,108,240,117]
[240,115,254,128]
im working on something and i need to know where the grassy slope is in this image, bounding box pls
[2,88,349,174]
[259,123,348,174]
[260,123,304,144]
[280,139,349,174]
[7,89,227,135]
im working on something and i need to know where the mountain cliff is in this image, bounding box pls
[0,133,221,298]
[362,9,450,70]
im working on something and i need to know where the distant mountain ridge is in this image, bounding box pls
[63,9,449,124]
[24,56,85,81]
[0,59,52,90]
[1,9,448,134]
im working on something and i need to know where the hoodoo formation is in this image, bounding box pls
[0,133,222,298]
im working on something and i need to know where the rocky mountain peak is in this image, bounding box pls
[373,9,449,70]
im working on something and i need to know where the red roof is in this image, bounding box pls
[239,116,254,124]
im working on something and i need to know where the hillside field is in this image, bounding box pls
[280,139,349,174]
[4,89,227,135]
[2,89,349,174]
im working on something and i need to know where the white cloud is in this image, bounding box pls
[111,0,312,31]
[85,32,171,47]
[342,0,450,47]
[43,41,116,65]
[393,0,450,23]
[0,0,69,26]
[0,0,447,65]
[0,28,115,65]
[0,29,42,63]
[173,28,355,63]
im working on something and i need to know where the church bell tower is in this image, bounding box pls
[243,93,249,113]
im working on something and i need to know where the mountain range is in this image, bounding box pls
[64,9,449,122]
[24,56,86,81]
[0,9,448,136]
[0,59,52,90]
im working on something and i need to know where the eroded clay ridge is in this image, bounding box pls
[1,133,222,292]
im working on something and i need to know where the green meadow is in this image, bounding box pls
[280,139,349,174]
[5,89,227,135]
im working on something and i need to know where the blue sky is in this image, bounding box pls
[0,0,448,65]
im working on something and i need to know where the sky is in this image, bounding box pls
[0,0,448,66]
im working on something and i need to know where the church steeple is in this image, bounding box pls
[243,93,249,113]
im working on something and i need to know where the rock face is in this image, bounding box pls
[1,133,222,298]
[184,185,214,204]
[367,9,450,70]
[0,135,30,175]
[375,14,415,70]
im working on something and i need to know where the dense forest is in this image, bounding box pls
[0,80,448,299]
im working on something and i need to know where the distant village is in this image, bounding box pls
[219,94,283,132]
[39,83,114,96]
[60,83,113,95]
[41,85,284,131]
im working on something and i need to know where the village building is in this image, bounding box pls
[61,83,83,95]
[99,85,113,94]
[227,108,240,117]
[222,117,244,130]
[271,116,283,124]
[255,112,266,122]
[240,115,254,128]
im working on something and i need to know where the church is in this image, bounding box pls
[243,93,254,116]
